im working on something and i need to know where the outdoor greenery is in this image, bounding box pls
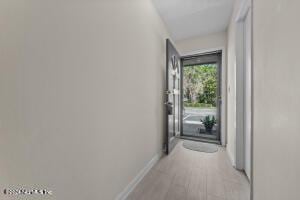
[183,64,217,108]
[201,115,216,133]
[184,102,214,108]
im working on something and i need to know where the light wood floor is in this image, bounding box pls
[127,140,250,200]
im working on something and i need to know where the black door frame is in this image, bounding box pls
[180,51,222,143]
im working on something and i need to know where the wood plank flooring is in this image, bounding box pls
[127,140,250,200]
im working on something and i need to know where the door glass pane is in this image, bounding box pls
[174,61,180,137]
[168,61,174,138]
[182,63,218,140]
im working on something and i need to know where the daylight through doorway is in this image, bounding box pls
[182,52,221,143]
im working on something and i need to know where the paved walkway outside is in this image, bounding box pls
[183,107,217,138]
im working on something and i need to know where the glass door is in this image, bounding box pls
[181,52,222,143]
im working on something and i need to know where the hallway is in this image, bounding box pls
[127,141,250,200]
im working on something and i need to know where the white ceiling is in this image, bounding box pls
[152,0,234,41]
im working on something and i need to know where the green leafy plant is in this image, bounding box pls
[183,64,217,107]
[201,115,216,133]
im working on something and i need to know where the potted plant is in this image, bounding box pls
[201,115,216,134]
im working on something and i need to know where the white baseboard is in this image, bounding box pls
[115,152,162,200]
[226,148,236,168]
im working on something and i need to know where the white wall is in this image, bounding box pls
[175,32,228,146]
[0,0,169,199]
[226,0,242,166]
[176,31,227,55]
[244,8,252,180]
[253,0,300,199]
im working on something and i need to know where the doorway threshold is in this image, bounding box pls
[179,135,221,145]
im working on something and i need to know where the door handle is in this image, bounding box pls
[164,102,173,106]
